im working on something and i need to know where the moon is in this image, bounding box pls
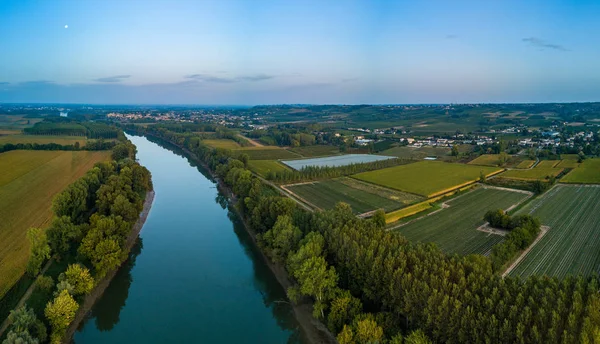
[64,25,68,29]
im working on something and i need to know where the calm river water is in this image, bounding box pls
[74,134,303,343]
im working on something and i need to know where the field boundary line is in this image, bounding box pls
[502,225,550,278]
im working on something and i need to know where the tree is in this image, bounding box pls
[110,194,138,223]
[46,216,80,258]
[26,228,50,276]
[261,215,302,263]
[354,317,384,344]
[404,330,432,344]
[327,290,363,334]
[290,256,338,319]
[337,325,355,344]
[451,145,459,157]
[371,210,386,229]
[44,290,78,342]
[61,264,94,296]
[2,330,39,344]
[499,152,509,166]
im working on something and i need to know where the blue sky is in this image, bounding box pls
[0,0,599,104]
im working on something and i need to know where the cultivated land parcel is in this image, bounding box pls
[509,185,600,278]
[0,150,111,297]
[353,161,501,197]
[561,159,600,184]
[285,177,423,214]
[394,187,529,256]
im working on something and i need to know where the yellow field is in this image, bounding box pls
[536,160,560,168]
[556,159,580,169]
[0,150,111,297]
[0,134,88,146]
[516,160,535,169]
[468,154,501,166]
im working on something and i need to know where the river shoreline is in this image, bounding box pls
[140,132,336,344]
[64,190,155,343]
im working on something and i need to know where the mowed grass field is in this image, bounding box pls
[556,159,580,169]
[536,160,560,168]
[516,160,536,169]
[234,146,300,160]
[202,139,242,149]
[561,159,600,184]
[247,160,290,177]
[509,185,600,278]
[501,167,563,180]
[286,177,423,213]
[0,134,88,146]
[468,154,502,166]
[353,161,501,197]
[0,150,111,297]
[396,187,529,256]
[381,146,451,160]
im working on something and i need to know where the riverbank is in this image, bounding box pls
[64,190,155,342]
[139,132,336,344]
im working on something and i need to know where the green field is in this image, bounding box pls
[395,187,528,255]
[286,177,423,213]
[468,154,501,166]
[234,147,300,160]
[501,167,563,180]
[509,185,600,278]
[0,134,88,146]
[0,115,42,130]
[353,161,501,197]
[247,160,290,176]
[556,159,580,169]
[202,139,242,149]
[381,146,451,160]
[561,159,600,184]
[536,160,560,168]
[516,160,536,169]
[289,145,340,157]
[0,150,111,297]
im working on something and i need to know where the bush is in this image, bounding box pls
[35,275,54,292]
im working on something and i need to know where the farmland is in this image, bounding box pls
[381,146,451,160]
[561,159,600,184]
[556,159,580,169]
[509,185,600,278]
[233,146,300,160]
[247,160,290,177]
[536,160,560,168]
[202,139,241,149]
[289,145,340,157]
[0,150,111,297]
[468,154,502,166]
[353,161,501,197]
[516,160,536,169]
[395,187,529,255]
[282,154,394,170]
[0,134,88,146]
[285,177,423,213]
[501,167,563,180]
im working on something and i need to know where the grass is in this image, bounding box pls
[353,161,501,197]
[561,159,600,184]
[286,177,423,214]
[0,150,111,297]
[289,145,340,157]
[202,139,242,149]
[556,159,580,169]
[0,134,88,146]
[395,188,528,256]
[536,160,560,168]
[468,154,501,166]
[509,185,600,278]
[247,160,290,177]
[233,146,300,160]
[501,167,563,181]
[516,160,536,169]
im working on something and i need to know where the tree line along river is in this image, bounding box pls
[74,134,306,343]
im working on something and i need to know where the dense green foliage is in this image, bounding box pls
[137,125,600,344]
[0,140,117,153]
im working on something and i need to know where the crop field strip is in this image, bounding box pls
[516,160,536,169]
[233,146,300,160]
[536,160,560,168]
[202,139,242,149]
[509,185,600,278]
[353,160,501,197]
[284,178,423,214]
[247,160,290,177]
[0,150,111,297]
[381,146,451,160]
[501,167,563,180]
[468,154,501,166]
[556,159,580,169]
[395,187,529,256]
[289,145,341,157]
[561,159,600,184]
[0,134,88,146]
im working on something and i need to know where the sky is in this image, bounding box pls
[0,0,599,105]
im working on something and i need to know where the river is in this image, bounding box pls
[74,134,304,343]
